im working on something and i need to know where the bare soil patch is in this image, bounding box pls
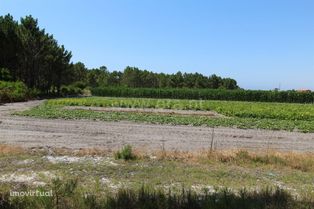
[63,106,225,117]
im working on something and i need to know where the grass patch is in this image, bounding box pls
[1,181,310,209]
[114,145,137,161]
[1,146,314,198]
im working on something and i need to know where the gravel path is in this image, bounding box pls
[1,100,314,152]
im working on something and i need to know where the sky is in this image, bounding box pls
[0,0,313,90]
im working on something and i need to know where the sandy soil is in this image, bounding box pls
[63,106,225,117]
[1,100,314,152]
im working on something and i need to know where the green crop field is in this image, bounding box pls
[16,97,314,133]
[48,97,314,121]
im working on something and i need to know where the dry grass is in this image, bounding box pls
[19,146,113,157]
[0,144,25,155]
[63,106,223,117]
[49,146,314,172]
[151,149,314,172]
[1,143,313,172]
[53,147,111,156]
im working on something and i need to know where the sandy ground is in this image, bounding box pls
[63,106,225,117]
[0,100,314,152]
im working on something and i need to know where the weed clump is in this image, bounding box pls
[114,145,137,160]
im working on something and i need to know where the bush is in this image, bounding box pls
[60,81,90,97]
[0,81,29,103]
[71,81,88,89]
[60,85,83,97]
[91,87,314,103]
[114,145,137,160]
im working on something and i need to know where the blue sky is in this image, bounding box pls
[1,0,313,90]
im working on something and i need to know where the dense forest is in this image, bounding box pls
[0,14,238,96]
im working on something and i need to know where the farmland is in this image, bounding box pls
[17,97,314,132]
[1,4,314,208]
[2,97,314,208]
[48,97,314,121]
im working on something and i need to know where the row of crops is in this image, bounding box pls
[91,87,314,103]
[48,97,314,121]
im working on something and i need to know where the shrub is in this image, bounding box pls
[71,81,88,89]
[114,145,137,160]
[0,81,29,103]
[60,85,83,96]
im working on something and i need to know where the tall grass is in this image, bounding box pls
[114,145,137,160]
[1,179,312,209]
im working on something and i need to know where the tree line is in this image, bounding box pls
[0,14,72,94]
[71,64,239,90]
[0,14,239,95]
[92,87,314,103]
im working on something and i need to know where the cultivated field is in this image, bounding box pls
[32,97,314,132]
[1,98,314,151]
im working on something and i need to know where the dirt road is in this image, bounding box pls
[0,100,314,152]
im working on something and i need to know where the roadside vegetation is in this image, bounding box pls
[16,97,314,132]
[0,185,307,209]
[0,144,314,209]
[114,145,137,160]
[0,81,32,103]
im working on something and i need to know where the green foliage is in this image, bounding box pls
[91,87,314,103]
[0,68,12,81]
[60,85,83,97]
[114,145,137,160]
[0,14,72,94]
[118,67,239,89]
[70,66,239,90]
[0,81,30,103]
[71,81,88,89]
[17,101,314,133]
[0,184,311,209]
[52,178,79,209]
[48,97,314,121]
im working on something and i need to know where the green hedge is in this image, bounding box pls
[0,81,30,103]
[91,87,314,103]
